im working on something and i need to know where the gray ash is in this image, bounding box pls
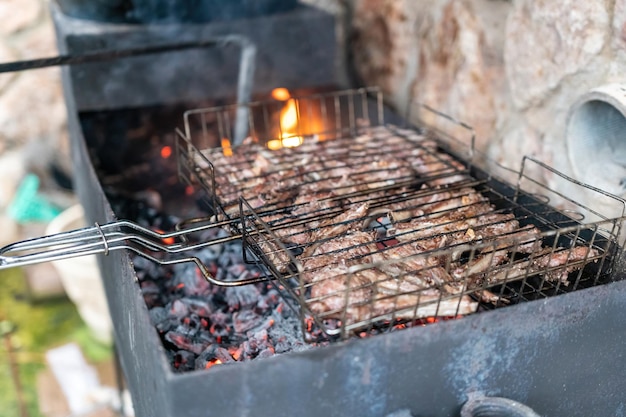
[114,198,316,373]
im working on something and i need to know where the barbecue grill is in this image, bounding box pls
[172,87,623,343]
[7,2,624,416]
[4,88,620,343]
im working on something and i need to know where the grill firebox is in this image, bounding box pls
[65,89,626,417]
[50,3,626,417]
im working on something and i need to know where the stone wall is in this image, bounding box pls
[347,0,626,213]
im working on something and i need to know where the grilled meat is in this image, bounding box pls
[203,125,602,326]
[308,262,375,324]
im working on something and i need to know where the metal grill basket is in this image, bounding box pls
[176,87,626,341]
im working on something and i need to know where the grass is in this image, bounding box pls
[0,267,112,417]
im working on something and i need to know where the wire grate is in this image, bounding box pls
[176,87,626,341]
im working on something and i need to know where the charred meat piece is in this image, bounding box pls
[370,291,478,322]
[308,262,375,324]
[255,236,295,275]
[531,245,600,284]
[409,139,470,186]
[306,202,370,253]
[479,246,600,286]
[302,230,377,277]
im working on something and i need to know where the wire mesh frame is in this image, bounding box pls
[183,86,384,149]
[408,100,626,224]
[175,88,626,341]
[234,136,624,340]
[177,87,385,221]
[362,224,614,338]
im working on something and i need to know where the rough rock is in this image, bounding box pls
[0,69,66,151]
[0,0,41,36]
[608,0,626,78]
[613,0,626,50]
[412,0,508,152]
[351,0,509,152]
[12,14,59,60]
[351,0,423,110]
[505,0,609,110]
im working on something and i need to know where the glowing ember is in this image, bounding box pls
[229,347,243,361]
[271,87,291,101]
[154,228,175,245]
[205,358,222,370]
[160,145,172,159]
[221,138,233,157]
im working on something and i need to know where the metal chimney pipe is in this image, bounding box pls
[566,84,626,197]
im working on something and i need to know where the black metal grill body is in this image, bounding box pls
[58,92,626,417]
[53,3,626,416]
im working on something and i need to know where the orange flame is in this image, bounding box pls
[269,88,304,150]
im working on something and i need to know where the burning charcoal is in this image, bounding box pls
[167,299,189,317]
[171,263,212,296]
[181,313,200,330]
[224,285,261,311]
[267,315,309,354]
[164,331,210,355]
[217,252,239,269]
[238,329,276,360]
[227,263,247,278]
[140,280,162,307]
[132,255,162,279]
[209,310,231,328]
[148,306,168,325]
[155,318,178,334]
[173,350,196,372]
[256,348,275,359]
[256,288,281,312]
[215,268,227,282]
[233,310,264,334]
[195,345,235,370]
[149,307,178,334]
[183,297,214,317]
[114,202,316,372]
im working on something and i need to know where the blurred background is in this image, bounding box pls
[0,1,116,416]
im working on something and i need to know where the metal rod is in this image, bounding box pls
[0,217,272,287]
[0,36,257,149]
[233,38,257,146]
[0,37,248,74]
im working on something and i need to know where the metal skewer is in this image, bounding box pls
[0,218,270,287]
